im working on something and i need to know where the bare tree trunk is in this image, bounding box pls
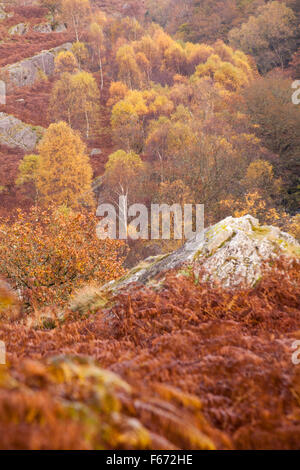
[68,108,71,126]
[98,46,104,90]
[158,151,164,183]
[72,14,79,42]
[85,110,89,139]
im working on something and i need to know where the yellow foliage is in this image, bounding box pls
[219,192,290,229]
[49,70,100,137]
[55,50,78,74]
[107,81,129,107]
[243,160,276,193]
[36,122,94,209]
[104,149,145,191]
[16,154,39,186]
[61,0,91,41]
[193,42,254,91]
[287,214,300,241]
[116,44,143,89]
[185,42,214,69]
[71,41,89,69]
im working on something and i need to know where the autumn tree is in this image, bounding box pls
[229,1,297,73]
[55,50,78,74]
[111,100,143,152]
[219,191,291,231]
[146,0,239,44]
[108,15,143,45]
[16,154,40,204]
[103,149,146,204]
[61,0,91,41]
[71,41,88,70]
[111,88,173,151]
[107,81,129,107]
[290,48,300,79]
[242,76,300,210]
[116,44,143,89]
[35,121,94,209]
[242,160,282,199]
[49,72,75,126]
[49,71,100,138]
[145,113,197,183]
[40,0,61,21]
[193,44,253,92]
[153,179,195,252]
[133,35,160,83]
[0,207,126,309]
[16,154,39,186]
[70,71,100,138]
[90,12,107,89]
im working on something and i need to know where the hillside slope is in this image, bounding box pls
[0,217,299,449]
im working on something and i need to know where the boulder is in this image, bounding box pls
[33,23,52,33]
[90,148,102,156]
[9,23,29,35]
[1,42,72,91]
[0,112,44,151]
[52,22,67,33]
[107,215,299,291]
[0,5,13,20]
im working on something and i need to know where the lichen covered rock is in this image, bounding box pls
[1,42,72,91]
[0,112,44,150]
[108,215,299,291]
[33,23,52,33]
[0,4,13,20]
[52,22,67,32]
[9,23,29,35]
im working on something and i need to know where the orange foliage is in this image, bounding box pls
[0,206,127,310]
[0,259,299,449]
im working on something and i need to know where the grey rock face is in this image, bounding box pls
[0,112,44,151]
[52,22,67,32]
[33,23,52,33]
[107,215,299,291]
[1,42,72,91]
[0,80,5,105]
[9,23,29,35]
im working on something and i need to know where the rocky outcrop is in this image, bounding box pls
[107,215,299,291]
[33,22,67,33]
[33,23,53,33]
[0,4,13,20]
[52,22,67,32]
[8,21,66,34]
[90,148,102,156]
[0,112,44,151]
[9,23,29,35]
[0,42,72,91]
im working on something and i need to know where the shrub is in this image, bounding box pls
[0,206,127,310]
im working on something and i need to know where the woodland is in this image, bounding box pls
[0,0,299,450]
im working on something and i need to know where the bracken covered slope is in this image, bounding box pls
[0,219,299,449]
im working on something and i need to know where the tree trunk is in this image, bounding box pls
[98,47,104,90]
[85,110,89,139]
